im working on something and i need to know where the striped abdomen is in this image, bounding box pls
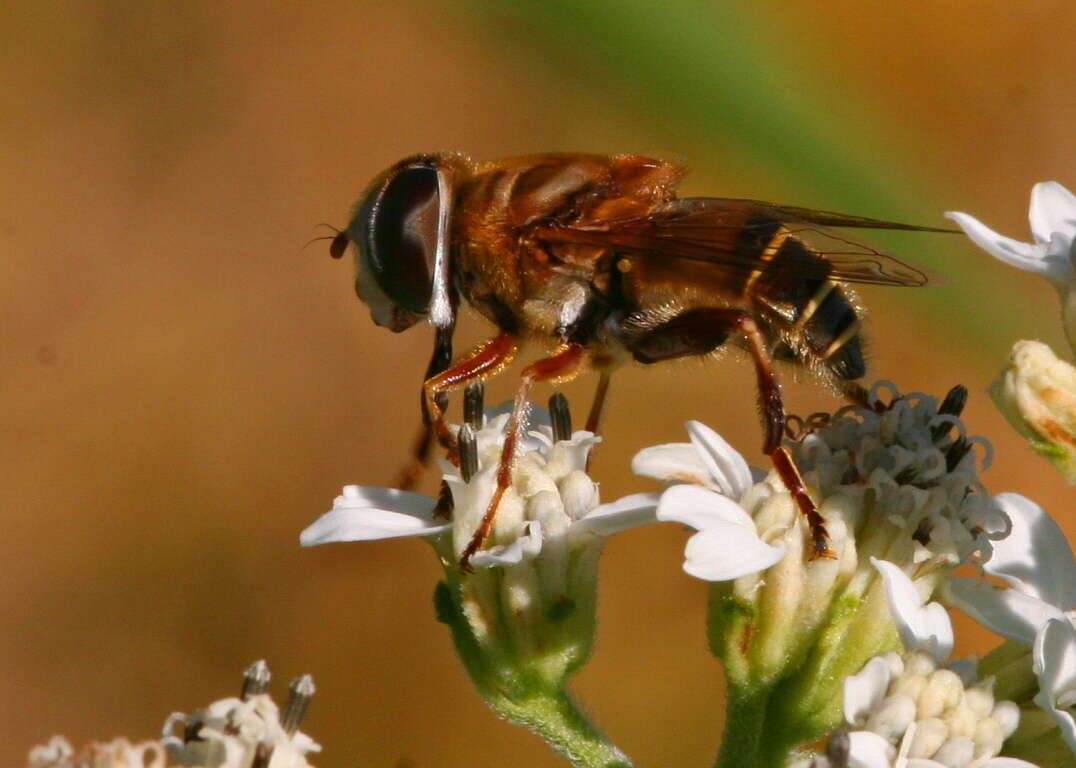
[739,218,866,381]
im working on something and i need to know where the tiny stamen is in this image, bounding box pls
[932,384,969,441]
[281,674,315,736]
[939,384,968,417]
[549,393,572,442]
[464,381,485,429]
[946,437,973,472]
[240,659,271,701]
[458,424,478,482]
[913,518,934,546]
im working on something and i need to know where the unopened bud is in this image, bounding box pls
[990,340,1076,482]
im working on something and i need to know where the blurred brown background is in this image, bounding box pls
[3,2,1074,766]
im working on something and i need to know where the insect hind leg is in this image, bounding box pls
[618,307,833,559]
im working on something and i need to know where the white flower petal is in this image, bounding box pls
[300,487,446,546]
[631,442,712,485]
[844,656,893,727]
[1029,181,1076,246]
[986,493,1076,610]
[918,602,955,663]
[873,558,953,662]
[338,485,441,519]
[945,576,1067,646]
[470,521,544,567]
[572,492,660,537]
[686,420,753,498]
[1032,617,1076,754]
[944,211,1061,281]
[680,521,786,581]
[980,759,1043,768]
[656,484,755,530]
[845,730,895,768]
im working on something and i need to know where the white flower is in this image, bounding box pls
[27,736,166,768]
[26,664,317,768]
[163,692,319,768]
[945,493,1075,647]
[945,181,1076,351]
[832,562,1033,768]
[634,384,1009,740]
[302,403,660,689]
[634,421,784,580]
[301,410,658,568]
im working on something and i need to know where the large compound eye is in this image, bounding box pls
[358,161,440,316]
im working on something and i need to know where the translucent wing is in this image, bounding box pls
[535,197,948,287]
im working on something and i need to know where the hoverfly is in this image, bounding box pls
[329,153,949,569]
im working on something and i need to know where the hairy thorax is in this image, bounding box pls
[452,153,682,344]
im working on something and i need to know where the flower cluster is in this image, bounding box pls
[810,561,1029,768]
[27,736,165,768]
[27,662,319,768]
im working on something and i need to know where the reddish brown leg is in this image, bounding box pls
[423,332,516,459]
[583,370,612,472]
[619,306,832,559]
[585,370,613,435]
[734,314,834,559]
[459,344,586,570]
[772,446,833,558]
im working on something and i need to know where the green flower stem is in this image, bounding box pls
[435,580,631,768]
[712,684,779,768]
[490,687,633,768]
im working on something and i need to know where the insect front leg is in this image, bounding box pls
[396,325,456,490]
[419,332,516,467]
[458,343,586,571]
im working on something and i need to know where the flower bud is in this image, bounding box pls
[990,339,1076,482]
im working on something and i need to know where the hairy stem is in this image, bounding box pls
[712,685,774,768]
[491,687,633,768]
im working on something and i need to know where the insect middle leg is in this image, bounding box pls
[624,307,833,558]
[459,343,586,570]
